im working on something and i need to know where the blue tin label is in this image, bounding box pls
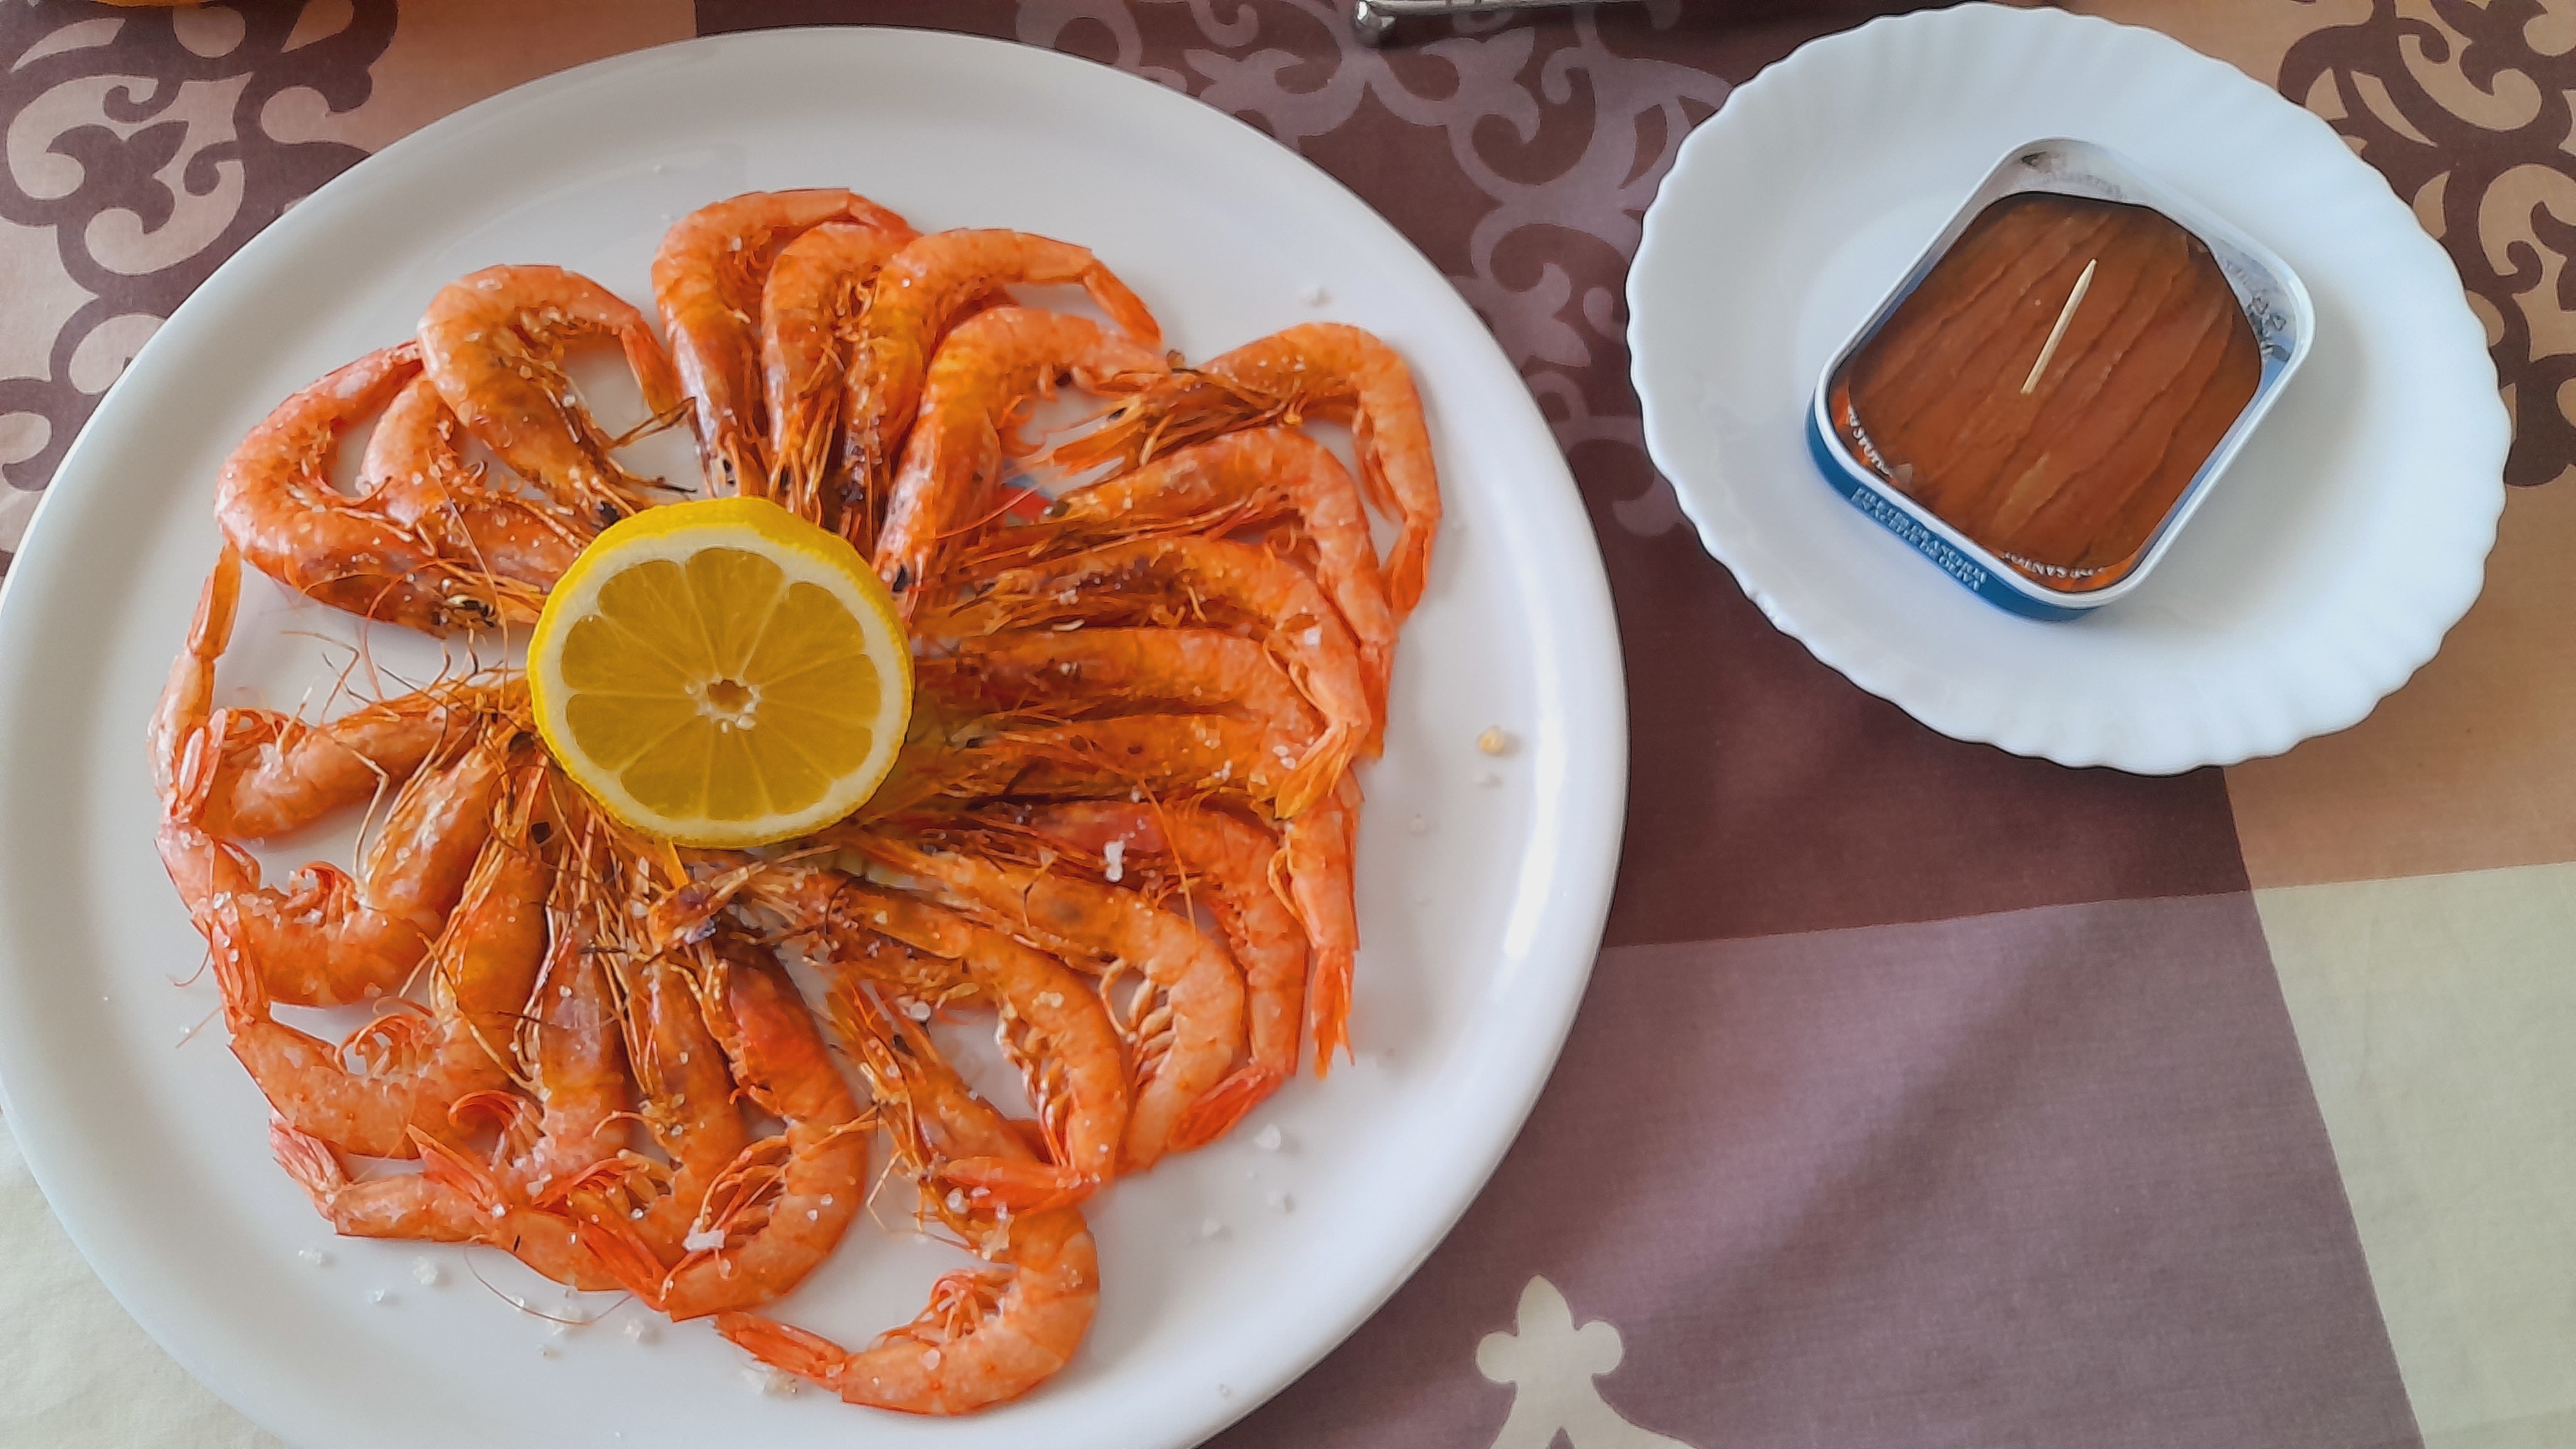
[1804,413,2085,621]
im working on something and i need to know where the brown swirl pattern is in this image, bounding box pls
[2281,0,2576,487]
[0,1,391,567]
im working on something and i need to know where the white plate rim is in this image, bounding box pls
[1625,2,2508,774]
[0,26,1629,1448]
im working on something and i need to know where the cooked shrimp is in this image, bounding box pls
[211,345,543,632]
[359,375,592,592]
[987,428,1398,703]
[563,946,753,1267]
[653,189,914,498]
[761,222,911,530]
[744,859,1129,1208]
[150,554,530,1007]
[849,838,1239,1173]
[163,728,507,1008]
[577,929,867,1319]
[433,859,632,1206]
[417,264,683,524]
[269,1116,624,1291]
[717,990,1095,1416]
[844,229,1162,518]
[149,544,516,840]
[194,679,516,842]
[1284,773,1362,1074]
[209,755,553,1158]
[1052,322,1440,614]
[1016,802,1302,1147]
[869,714,1301,822]
[872,307,1168,604]
[925,536,1370,816]
[914,628,1320,743]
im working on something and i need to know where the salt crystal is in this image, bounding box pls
[1103,840,1125,883]
[820,1195,835,1206]
[1299,284,1329,306]
[297,1247,328,1267]
[1218,1382,1236,1398]
[1254,1124,1283,1151]
[366,1288,389,1304]
[945,1189,967,1213]
[1472,769,1502,788]
[683,1228,726,1252]
[921,1347,942,1369]
[411,1258,440,1287]
[1265,1191,1293,1213]
[624,1320,655,1344]
[1198,1217,1222,1239]
[905,998,933,1021]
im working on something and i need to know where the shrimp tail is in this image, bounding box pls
[1274,729,1353,820]
[206,911,269,1033]
[1308,971,1352,1076]
[714,1312,847,1389]
[1168,1063,1287,1153]
[412,1125,506,1212]
[268,1112,348,1209]
[557,1203,672,1307]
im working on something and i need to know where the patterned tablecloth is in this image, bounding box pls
[2,2,2570,1446]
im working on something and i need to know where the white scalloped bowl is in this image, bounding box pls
[1628,3,2505,773]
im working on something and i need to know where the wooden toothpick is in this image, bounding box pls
[2022,258,2096,395]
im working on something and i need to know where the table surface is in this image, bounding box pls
[3,3,2569,1447]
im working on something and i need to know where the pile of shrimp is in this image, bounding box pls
[150,189,1438,1416]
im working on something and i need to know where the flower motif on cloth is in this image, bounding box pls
[1476,1276,1696,1449]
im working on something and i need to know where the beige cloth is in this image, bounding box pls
[0,1114,283,1448]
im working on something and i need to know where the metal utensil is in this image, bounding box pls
[1353,0,1644,46]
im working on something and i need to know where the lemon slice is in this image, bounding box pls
[528,496,911,848]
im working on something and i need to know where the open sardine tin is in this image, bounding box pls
[1806,138,2315,620]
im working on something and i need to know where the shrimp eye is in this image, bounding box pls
[529,821,554,846]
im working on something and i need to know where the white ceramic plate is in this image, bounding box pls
[0,29,1626,1449]
[1629,3,2506,773]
